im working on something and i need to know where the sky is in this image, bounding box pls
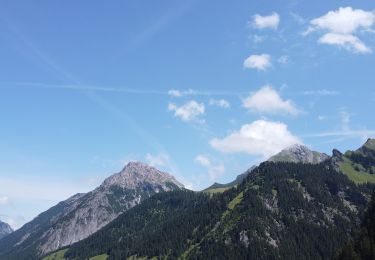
[1,0,375,229]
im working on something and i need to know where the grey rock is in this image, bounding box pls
[0,162,183,257]
[268,144,330,164]
[0,221,13,240]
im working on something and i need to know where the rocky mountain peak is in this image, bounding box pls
[268,144,330,164]
[101,161,184,190]
[363,138,375,151]
[0,220,13,240]
[0,162,184,257]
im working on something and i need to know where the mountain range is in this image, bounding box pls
[0,140,374,259]
[0,162,183,259]
[0,221,13,240]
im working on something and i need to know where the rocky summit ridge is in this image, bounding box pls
[0,221,13,240]
[0,162,183,258]
[268,143,330,164]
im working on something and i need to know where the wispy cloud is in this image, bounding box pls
[194,154,225,181]
[302,89,339,96]
[0,82,250,97]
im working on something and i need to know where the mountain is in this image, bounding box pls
[203,166,256,193]
[203,144,328,193]
[268,144,330,164]
[0,162,183,259]
[0,221,13,240]
[58,160,374,259]
[336,194,375,259]
[331,138,375,184]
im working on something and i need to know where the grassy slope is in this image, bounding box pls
[42,249,68,260]
[43,250,108,260]
[339,158,375,184]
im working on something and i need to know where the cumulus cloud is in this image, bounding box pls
[209,98,230,108]
[168,89,195,97]
[168,100,205,121]
[243,85,299,115]
[252,12,280,30]
[243,54,271,71]
[210,120,301,158]
[0,196,9,205]
[145,153,170,168]
[194,154,225,180]
[304,7,375,53]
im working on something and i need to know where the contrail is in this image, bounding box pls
[0,81,248,97]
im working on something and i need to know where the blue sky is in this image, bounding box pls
[1,1,375,229]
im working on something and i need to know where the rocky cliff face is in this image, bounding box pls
[0,221,13,240]
[0,162,183,258]
[268,144,330,164]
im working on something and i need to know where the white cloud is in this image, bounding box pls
[252,12,280,30]
[168,89,195,97]
[195,154,211,167]
[318,33,371,53]
[168,100,205,121]
[243,54,271,71]
[318,115,326,121]
[145,153,170,168]
[194,154,225,180]
[250,34,265,44]
[290,12,306,25]
[168,89,182,97]
[303,89,339,96]
[209,98,230,108]
[305,7,375,53]
[0,196,9,205]
[340,110,351,132]
[243,85,299,115]
[277,55,289,64]
[210,120,301,158]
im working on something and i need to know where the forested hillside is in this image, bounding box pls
[63,162,374,260]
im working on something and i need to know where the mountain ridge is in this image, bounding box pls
[0,161,183,259]
[0,221,13,240]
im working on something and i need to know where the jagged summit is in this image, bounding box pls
[0,221,13,240]
[102,161,184,190]
[0,162,184,257]
[268,144,330,164]
[363,138,375,151]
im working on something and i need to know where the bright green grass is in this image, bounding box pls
[339,158,375,184]
[42,249,68,260]
[203,187,231,194]
[90,254,108,260]
[228,191,243,210]
[128,255,148,260]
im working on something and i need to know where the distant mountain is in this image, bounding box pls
[203,144,329,193]
[331,138,375,184]
[61,161,374,260]
[203,166,256,193]
[0,221,13,240]
[268,144,330,164]
[0,162,183,259]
